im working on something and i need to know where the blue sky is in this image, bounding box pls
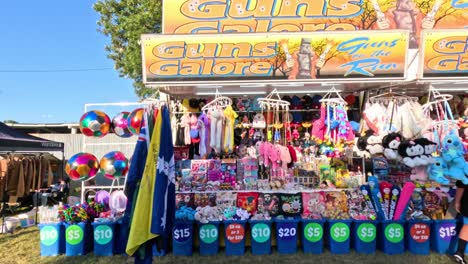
[0,1,139,123]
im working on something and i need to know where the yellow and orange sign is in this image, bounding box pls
[142,30,409,84]
[163,0,467,48]
[419,29,468,79]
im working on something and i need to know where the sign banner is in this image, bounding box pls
[419,29,468,79]
[142,31,409,84]
[163,0,467,48]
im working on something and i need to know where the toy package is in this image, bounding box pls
[176,193,195,209]
[216,192,237,212]
[207,159,222,191]
[279,193,303,216]
[372,157,389,181]
[194,193,217,208]
[323,191,349,219]
[302,192,326,219]
[175,160,192,191]
[191,160,209,191]
[221,159,237,190]
[423,190,449,220]
[236,192,259,214]
[257,193,280,217]
[237,157,259,190]
[345,189,376,220]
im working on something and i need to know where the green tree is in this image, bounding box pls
[94,0,162,98]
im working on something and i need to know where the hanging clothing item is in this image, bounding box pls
[198,113,210,158]
[223,105,238,153]
[171,112,177,145]
[210,108,224,153]
[180,113,191,145]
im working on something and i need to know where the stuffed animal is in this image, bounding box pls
[441,130,468,184]
[367,134,384,155]
[427,156,450,185]
[382,132,403,160]
[398,140,425,168]
[414,138,437,165]
[311,104,327,143]
[355,130,373,158]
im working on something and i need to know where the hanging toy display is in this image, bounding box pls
[99,151,129,180]
[441,130,468,184]
[66,152,100,181]
[79,110,111,137]
[112,111,132,138]
[127,108,145,135]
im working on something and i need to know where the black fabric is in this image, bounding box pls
[0,122,63,152]
[457,238,467,255]
[456,181,468,217]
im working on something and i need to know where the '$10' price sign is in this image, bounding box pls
[251,223,271,243]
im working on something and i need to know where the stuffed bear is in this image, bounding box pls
[382,132,403,160]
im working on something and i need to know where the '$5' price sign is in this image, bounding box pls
[385,223,404,243]
[330,223,350,243]
[173,224,191,243]
[277,223,297,241]
[357,223,376,243]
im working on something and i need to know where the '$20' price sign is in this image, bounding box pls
[226,223,245,244]
[277,222,297,240]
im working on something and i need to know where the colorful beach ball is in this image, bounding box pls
[127,108,144,135]
[66,152,99,181]
[100,151,129,180]
[112,111,132,138]
[79,110,111,137]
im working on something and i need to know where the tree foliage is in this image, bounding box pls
[94,0,162,98]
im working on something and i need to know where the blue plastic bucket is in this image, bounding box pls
[352,220,377,254]
[380,220,405,255]
[301,219,325,254]
[172,220,194,256]
[64,222,91,256]
[249,219,273,255]
[327,219,352,254]
[224,220,247,256]
[113,221,128,255]
[92,222,115,256]
[406,220,431,255]
[275,218,299,254]
[197,221,220,256]
[39,223,65,256]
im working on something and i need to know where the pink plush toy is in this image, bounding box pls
[311,104,326,142]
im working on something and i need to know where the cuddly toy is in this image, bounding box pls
[382,132,402,160]
[355,130,373,158]
[427,156,450,185]
[398,140,425,168]
[311,104,326,143]
[367,134,384,155]
[414,138,437,165]
[441,130,468,184]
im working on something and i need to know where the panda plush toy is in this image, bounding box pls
[382,132,403,160]
[398,140,425,167]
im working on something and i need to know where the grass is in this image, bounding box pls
[0,226,458,264]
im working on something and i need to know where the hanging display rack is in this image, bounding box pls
[201,89,233,112]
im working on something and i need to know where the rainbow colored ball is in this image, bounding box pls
[127,108,144,135]
[66,152,100,181]
[100,151,129,180]
[112,111,132,138]
[79,110,111,137]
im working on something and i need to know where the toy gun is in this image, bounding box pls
[425,0,443,21]
[371,0,386,22]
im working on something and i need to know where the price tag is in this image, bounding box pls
[66,225,84,245]
[251,223,271,243]
[277,222,297,241]
[410,223,430,243]
[385,223,404,243]
[94,225,113,245]
[40,226,58,246]
[438,222,456,242]
[226,223,245,243]
[330,223,350,243]
[304,223,323,243]
[357,223,376,243]
[199,224,218,244]
[173,223,191,243]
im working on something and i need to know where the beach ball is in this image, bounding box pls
[112,111,132,138]
[100,151,129,180]
[127,108,144,135]
[66,152,99,181]
[109,190,128,213]
[79,110,111,137]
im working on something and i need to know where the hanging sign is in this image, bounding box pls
[419,29,468,79]
[142,30,409,85]
[163,0,467,48]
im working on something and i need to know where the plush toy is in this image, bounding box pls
[414,138,437,165]
[355,130,373,158]
[382,132,402,160]
[366,134,384,155]
[311,104,327,143]
[427,156,450,185]
[441,130,468,184]
[398,140,425,168]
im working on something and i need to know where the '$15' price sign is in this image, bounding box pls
[438,223,456,242]
[173,224,191,243]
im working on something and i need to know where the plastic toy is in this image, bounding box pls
[66,152,99,181]
[79,110,111,137]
